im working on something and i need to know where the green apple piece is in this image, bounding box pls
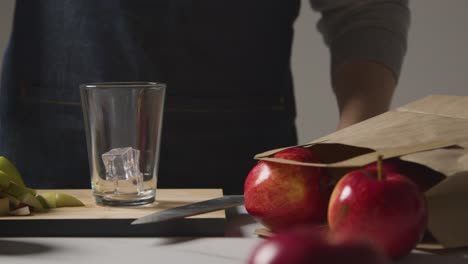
[4,182,35,199]
[9,206,30,216]
[56,193,85,207]
[21,193,45,211]
[36,195,50,209]
[0,197,9,216]
[0,157,25,187]
[39,192,84,208]
[38,192,57,208]
[25,187,37,196]
[4,183,44,211]
[0,171,11,190]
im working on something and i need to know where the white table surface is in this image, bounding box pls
[0,206,467,264]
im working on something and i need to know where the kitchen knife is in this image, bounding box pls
[131,195,245,225]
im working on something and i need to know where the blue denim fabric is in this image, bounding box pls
[0,0,300,194]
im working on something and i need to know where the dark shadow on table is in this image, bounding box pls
[0,240,54,255]
[398,252,468,264]
[152,237,201,246]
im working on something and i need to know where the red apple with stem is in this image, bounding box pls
[244,147,329,231]
[248,225,388,264]
[328,156,428,259]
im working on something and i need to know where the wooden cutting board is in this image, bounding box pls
[0,189,226,237]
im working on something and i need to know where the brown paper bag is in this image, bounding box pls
[255,95,468,250]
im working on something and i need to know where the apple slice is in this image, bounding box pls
[0,157,84,216]
[38,192,56,208]
[4,182,30,200]
[3,182,44,211]
[0,171,11,190]
[0,157,25,187]
[36,195,50,209]
[20,193,45,212]
[38,192,84,208]
[4,182,36,198]
[0,197,9,216]
[56,193,84,207]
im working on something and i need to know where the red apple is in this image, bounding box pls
[244,147,329,231]
[328,158,428,259]
[364,158,442,192]
[248,226,388,264]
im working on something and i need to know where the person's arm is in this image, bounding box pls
[333,60,396,129]
[310,0,410,129]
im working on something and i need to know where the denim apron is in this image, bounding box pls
[0,0,300,194]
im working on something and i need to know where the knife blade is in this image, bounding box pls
[131,195,245,225]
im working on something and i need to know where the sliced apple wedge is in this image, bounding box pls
[0,156,25,187]
[38,192,84,208]
[0,157,85,216]
[37,192,56,208]
[0,171,10,190]
[20,193,45,211]
[36,194,50,209]
[3,182,44,211]
[4,182,36,198]
[56,192,85,207]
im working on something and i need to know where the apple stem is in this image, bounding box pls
[377,155,383,181]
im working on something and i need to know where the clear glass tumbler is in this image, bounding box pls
[80,82,166,206]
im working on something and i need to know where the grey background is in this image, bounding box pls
[1,0,467,144]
